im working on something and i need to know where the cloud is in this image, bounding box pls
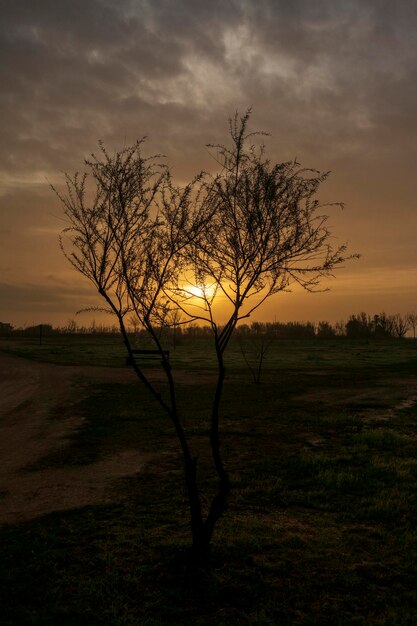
[1,0,416,323]
[0,280,101,316]
[1,0,416,178]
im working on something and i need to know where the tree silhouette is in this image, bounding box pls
[55,111,353,572]
[407,312,417,341]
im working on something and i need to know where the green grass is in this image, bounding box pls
[2,338,417,623]
[3,334,417,372]
[0,334,128,367]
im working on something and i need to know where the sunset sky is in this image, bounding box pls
[1,0,417,327]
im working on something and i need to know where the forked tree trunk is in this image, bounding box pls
[185,354,230,572]
[118,315,230,573]
[188,479,230,571]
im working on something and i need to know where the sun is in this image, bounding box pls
[184,283,216,300]
[188,285,205,298]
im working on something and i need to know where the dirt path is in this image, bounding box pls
[0,352,147,525]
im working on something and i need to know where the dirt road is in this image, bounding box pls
[0,351,146,525]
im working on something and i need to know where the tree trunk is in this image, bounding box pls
[188,482,230,572]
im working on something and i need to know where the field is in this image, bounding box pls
[1,335,417,624]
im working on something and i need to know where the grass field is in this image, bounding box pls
[1,336,417,624]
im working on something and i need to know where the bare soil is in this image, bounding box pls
[0,352,147,525]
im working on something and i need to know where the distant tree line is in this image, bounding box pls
[3,311,417,339]
[2,320,119,336]
[344,312,414,339]
[235,312,416,340]
[161,311,417,340]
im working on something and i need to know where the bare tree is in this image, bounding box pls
[391,313,410,339]
[167,111,355,563]
[406,312,417,341]
[56,112,354,572]
[55,139,217,568]
[237,330,273,384]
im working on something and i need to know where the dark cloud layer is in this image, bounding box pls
[0,279,101,321]
[1,0,417,324]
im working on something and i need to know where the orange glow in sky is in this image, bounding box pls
[1,2,417,327]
